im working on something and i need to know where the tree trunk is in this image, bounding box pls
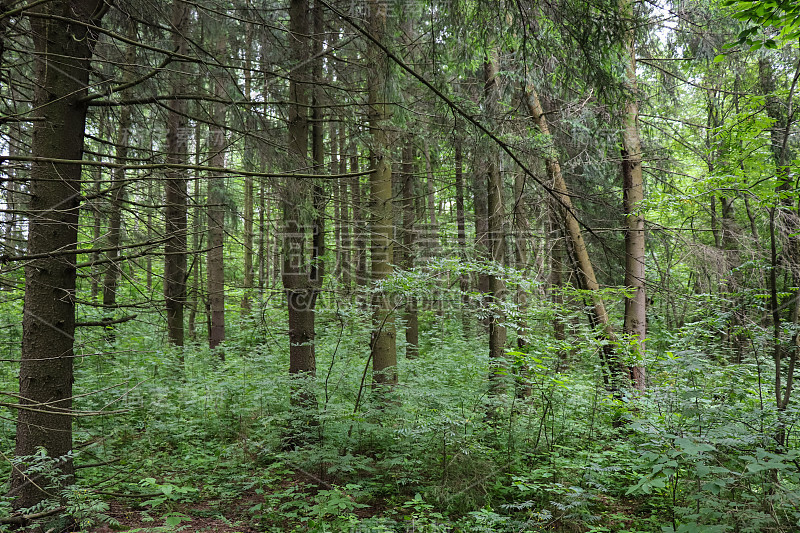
[103,33,136,321]
[368,0,397,386]
[455,133,470,332]
[352,150,368,288]
[164,1,189,347]
[332,124,342,283]
[90,167,102,300]
[620,6,646,391]
[402,138,419,357]
[207,36,227,353]
[473,159,490,299]
[242,22,255,313]
[422,144,439,256]
[524,84,627,391]
[187,165,201,342]
[284,0,317,417]
[548,206,567,369]
[513,171,530,349]
[11,0,106,509]
[339,128,351,290]
[485,52,507,395]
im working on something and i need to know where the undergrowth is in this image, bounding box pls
[0,288,799,532]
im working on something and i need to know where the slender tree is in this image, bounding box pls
[620,0,646,391]
[164,0,190,347]
[207,36,228,352]
[367,0,397,385]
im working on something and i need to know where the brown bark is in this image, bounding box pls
[164,1,189,347]
[351,150,368,287]
[548,206,566,368]
[513,172,530,349]
[103,33,136,316]
[473,159,490,297]
[242,22,255,313]
[11,0,106,509]
[620,8,646,391]
[339,129,351,290]
[332,124,342,282]
[454,133,470,331]
[422,144,439,255]
[90,167,101,300]
[485,52,507,394]
[368,0,397,386]
[284,0,317,415]
[401,138,419,357]
[207,36,227,352]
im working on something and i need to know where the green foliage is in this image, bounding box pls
[723,0,800,50]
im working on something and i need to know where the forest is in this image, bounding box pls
[0,0,799,530]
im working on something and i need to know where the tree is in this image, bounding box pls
[207,34,228,352]
[484,49,507,395]
[284,0,319,417]
[620,0,646,391]
[11,0,108,508]
[164,0,190,347]
[525,84,627,392]
[367,0,397,386]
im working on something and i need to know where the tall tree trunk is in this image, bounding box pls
[311,0,325,295]
[103,33,136,317]
[401,138,419,357]
[513,172,530,349]
[11,0,106,509]
[455,133,470,332]
[368,0,397,385]
[90,166,102,300]
[284,0,317,415]
[164,1,189,347]
[339,128,351,290]
[422,144,439,255]
[332,124,342,283]
[485,52,507,395]
[548,206,567,368]
[207,36,227,352]
[620,4,646,391]
[258,176,267,294]
[352,150,368,288]
[473,159,490,299]
[188,166,201,341]
[759,55,800,444]
[242,22,255,313]
[525,84,627,391]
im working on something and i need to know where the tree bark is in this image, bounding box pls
[401,138,419,357]
[485,52,507,394]
[339,128,351,290]
[368,0,397,386]
[103,31,136,320]
[513,172,530,349]
[207,36,227,352]
[242,22,255,313]
[620,5,646,391]
[11,0,106,509]
[352,149,368,288]
[164,0,189,347]
[524,84,627,391]
[454,133,470,332]
[284,0,317,415]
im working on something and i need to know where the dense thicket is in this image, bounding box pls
[0,0,799,530]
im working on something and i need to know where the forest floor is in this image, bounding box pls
[88,499,260,533]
